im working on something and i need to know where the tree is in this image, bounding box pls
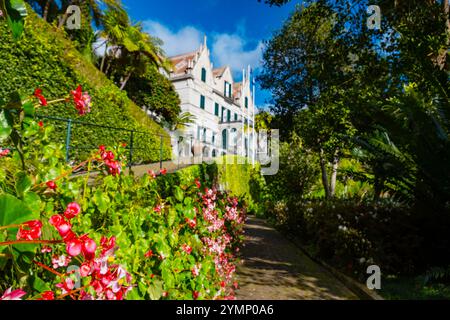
[259,2,355,198]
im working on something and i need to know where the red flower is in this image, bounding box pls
[181,244,192,255]
[41,246,52,253]
[34,88,47,106]
[46,180,57,190]
[194,178,201,188]
[66,237,82,257]
[185,218,196,229]
[100,236,116,256]
[80,235,97,260]
[49,215,72,239]
[70,85,92,115]
[160,168,167,175]
[38,121,44,128]
[64,202,81,220]
[0,287,27,300]
[80,262,93,277]
[39,291,55,300]
[16,220,42,240]
[193,291,199,300]
[144,250,153,258]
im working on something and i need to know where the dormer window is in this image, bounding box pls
[224,81,232,98]
[201,68,206,82]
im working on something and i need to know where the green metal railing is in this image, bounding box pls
[36,114,171,169]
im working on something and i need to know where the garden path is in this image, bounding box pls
[235,217,358,300]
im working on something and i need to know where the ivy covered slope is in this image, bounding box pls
[0,11,171,163]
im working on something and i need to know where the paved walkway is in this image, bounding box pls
[235,217,358,300]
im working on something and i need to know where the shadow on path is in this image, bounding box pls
[235,217,358,300]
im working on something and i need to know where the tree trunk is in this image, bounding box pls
[119,72,132,90]
[43,0,52,22]
[100,43,108,73]
[319,148,331,199]
[329,155,339,197]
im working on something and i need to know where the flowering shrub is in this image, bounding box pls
[0,88,247,300]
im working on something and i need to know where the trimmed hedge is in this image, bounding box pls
[0,10,171,163]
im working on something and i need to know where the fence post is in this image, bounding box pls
[129,130,134,170]
[65,119,72,163]
[159,135,163,169]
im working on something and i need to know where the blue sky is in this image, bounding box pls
[121,0,303,108]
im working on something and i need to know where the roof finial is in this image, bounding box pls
[203,34,207,48]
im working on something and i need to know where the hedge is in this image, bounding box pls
[0,10,171,163]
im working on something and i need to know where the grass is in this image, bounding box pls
[380,275,450,300]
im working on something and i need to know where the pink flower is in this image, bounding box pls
[191,264,201,277]
[64,202,81,220]
[100,236,116,256]
[160,168,167,175]
[49,215,72,239]
[148,170,156,178]
[52,254,71,269]
[34,88,47,107]
[80,235,97,260]
[46,180,57,190]
[0,148,10,158]
[56,278,75,294]
[66,237,82,257]
[194,178,201,188]
[16,220,42,240]
[185,218,197,229]
[41,246,52,253]
[70,85,92,115]
[80,262,93,277]
[0,287,26,300]
[154,205,162,214]
[181,244,192,255]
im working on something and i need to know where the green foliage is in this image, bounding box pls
[0,99,246,300]
[0,10,171,163]
[126,66,181,126]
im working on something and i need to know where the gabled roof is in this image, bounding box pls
[213,67,227,78]
[168,51,198,75]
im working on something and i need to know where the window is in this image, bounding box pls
[200,95,205,109]
[201,68,206,82]
[221,107,225,122]
[215,103,219,116]
[234,113,238,121]
[203,128,207,142]
[224,81,228,96]
[245,97,248,108]
[212,133,215,144]
[227,110,231,122]
[228,83,232,98]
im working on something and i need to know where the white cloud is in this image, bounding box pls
[211,33,264,74]
[143,20,263,75]
[143,20,203,57]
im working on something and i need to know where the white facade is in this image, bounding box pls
[168,37,256,161]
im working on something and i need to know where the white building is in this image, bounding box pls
[168,36,256,162]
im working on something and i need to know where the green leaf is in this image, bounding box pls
[5,0,28,41]
[162,269,175,289]
[15,171,32,197]
[32,275,51,293]
[0,194,37,227]
[93,190,110,214]
[0,109,13,142]
[147,279,163,300]
[22,101,35,117]
[167,208,176,227]
[173,186,184,202]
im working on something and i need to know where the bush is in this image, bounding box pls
[0,94,246,300]
[0,11,171,163]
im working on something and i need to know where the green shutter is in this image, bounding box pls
[221,107,225,122]
[215,103,219,116]
[228,84,232,97]
[245,97,248,108]
[200,95,205,109]
[234,113,238,121]
[201,68,206,82]
[227,110,231,122]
